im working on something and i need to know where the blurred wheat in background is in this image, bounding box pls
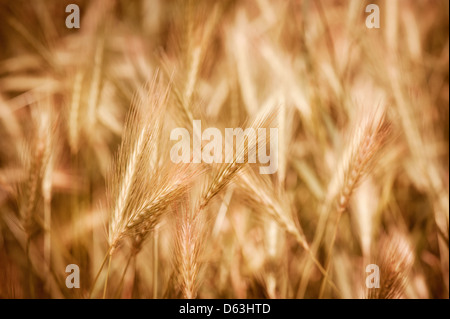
[0,0,448,299]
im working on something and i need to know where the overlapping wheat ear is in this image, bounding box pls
[107,74,168,254]
[238,167,342,296]
[17,100,55,298]
[172,196,205,299]
[168,104,279,299]
[88,73,198,298]
[197,105,279,210]
[317,106,392,297]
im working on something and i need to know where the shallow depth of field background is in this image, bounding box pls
[0,0,448,299]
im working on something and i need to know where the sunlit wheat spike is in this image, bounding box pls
[20,101,54,236]
[336,105,391,215]
[198,106,278,210]
[108,73,169,252]
[173,196,205,299]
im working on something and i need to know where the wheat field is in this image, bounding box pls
[0,0,448,299]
